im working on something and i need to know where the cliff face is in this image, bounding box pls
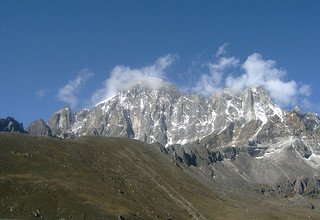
[26,119,52,137]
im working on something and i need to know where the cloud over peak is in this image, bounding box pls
[194,47,310,107]
[56,46,312,112]
[225,53,299,106]
[91,54,177,104]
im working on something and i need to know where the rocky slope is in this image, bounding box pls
[26,119,52,137]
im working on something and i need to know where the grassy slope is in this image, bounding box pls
[0,133,319,219]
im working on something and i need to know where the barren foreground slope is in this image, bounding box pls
[0,133,319,219]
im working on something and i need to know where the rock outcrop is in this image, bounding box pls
[0,117,26,133]
[48,107,75,138]
[26,119,52,137]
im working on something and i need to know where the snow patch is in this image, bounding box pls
[177,139,188,145]
[304,153,320,168]
[253,102,268,125]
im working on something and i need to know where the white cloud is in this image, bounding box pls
[263,80,297,106]
[209,56,239,72]
[226,54,285,90]
[91,54,177,104]
[225,53,307,106]
[194,52,310,107]
[215,43,228,57]
[59,51,311,111]
[57,69,93,108]
[193,56,239,96]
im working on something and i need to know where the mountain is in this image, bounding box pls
[0,117,26,133]
[48,84,285,144]
[1,133,319,219]
[46,84,320,163]
[27,83,320,211]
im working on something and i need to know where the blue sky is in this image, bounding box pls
[1,0,320,126]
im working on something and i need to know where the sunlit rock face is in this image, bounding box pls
[49,85,289,145]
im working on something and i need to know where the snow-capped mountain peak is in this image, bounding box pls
[48,85,292,147]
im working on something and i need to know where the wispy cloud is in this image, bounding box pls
[35,89,49,98]
[57,69,93,108]
[215,43,228,57]
[298,84,311,96]
[91,54,177,104]
[193,57,239,96]
[300,98,320,113]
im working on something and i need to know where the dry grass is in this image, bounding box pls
[0,133,319,219]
